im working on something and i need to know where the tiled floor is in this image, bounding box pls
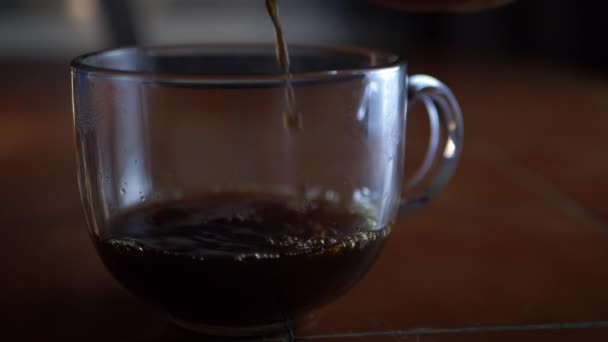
[1,60,608,340]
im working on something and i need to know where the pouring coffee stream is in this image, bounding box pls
[265,0,300,130]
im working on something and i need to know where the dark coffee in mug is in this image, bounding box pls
[95,192,390,327]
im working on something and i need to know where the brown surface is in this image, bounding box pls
[1,60,608,341]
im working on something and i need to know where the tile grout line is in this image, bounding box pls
[469,140,608,233]
[294,321,608,340]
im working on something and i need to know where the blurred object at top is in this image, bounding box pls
[371,0,514,11]
[0,0,606,75]
[0,0,104,59]
[98,0,138,46]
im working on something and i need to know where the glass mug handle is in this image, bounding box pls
[401,74,464,213]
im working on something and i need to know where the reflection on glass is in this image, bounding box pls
[444,137,456,158]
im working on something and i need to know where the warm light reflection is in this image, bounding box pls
[65,0,96,25]
[448,120,457,131]
[444,138,456,158]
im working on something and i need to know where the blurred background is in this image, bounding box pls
[3,1,608,340]
[0,0,606,72]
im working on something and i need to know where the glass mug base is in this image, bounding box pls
[170,313,314,337]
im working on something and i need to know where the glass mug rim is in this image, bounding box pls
[70,43,404,85]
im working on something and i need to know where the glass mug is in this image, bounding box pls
[71,45,463,336]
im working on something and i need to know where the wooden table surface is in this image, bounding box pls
[1,59,608,341]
